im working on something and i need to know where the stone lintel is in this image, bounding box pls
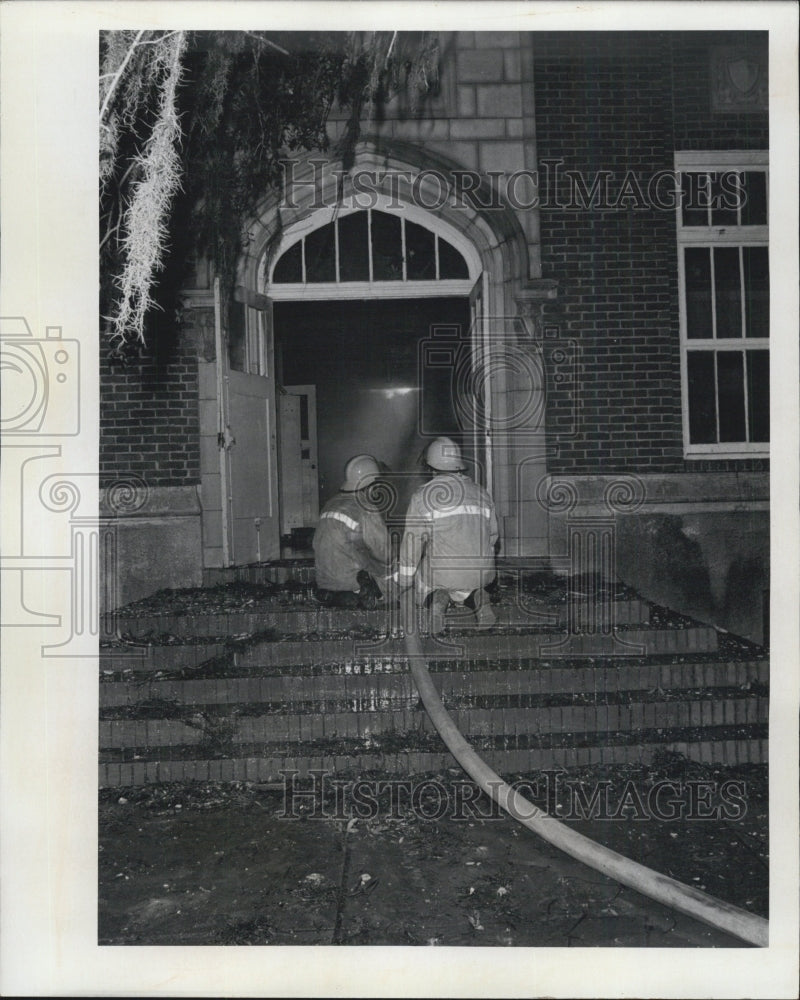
[516,281,559,312]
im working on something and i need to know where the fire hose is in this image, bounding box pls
[400,596,769,948]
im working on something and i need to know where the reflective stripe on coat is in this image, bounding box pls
[313,491,391,593]
[398,472,498,597]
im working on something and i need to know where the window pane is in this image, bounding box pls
[684,247,712,338]
[304,222,336,282]
[681,172,710,227]
[711,171,738,226]
[371,210,403,280]
[405,219,436,280]
[438,237,470,279]
[228,300,247,372]
[299,392,309,440]
[338,211,369,282]
[687,350,716,443]
[273,241,302,283]
[741,171,767,226]
[743,246,769,338]
[747,349,770,442]
[717,351,746,442]
[714,247,742,338]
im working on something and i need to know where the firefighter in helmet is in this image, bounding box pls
[313,454,394,609]
[395,436,498,633]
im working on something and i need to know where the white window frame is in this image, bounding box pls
[675,150,769,457]
[246,308,269,377]
[266,195,480,301]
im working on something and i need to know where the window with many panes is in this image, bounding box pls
[676,151,769,456]
[271,208,470,287]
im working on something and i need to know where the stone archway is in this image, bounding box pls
[235,140,553,558]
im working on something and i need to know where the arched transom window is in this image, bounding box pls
[269,208,475,299]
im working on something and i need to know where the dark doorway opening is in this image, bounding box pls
[275,297,470,527]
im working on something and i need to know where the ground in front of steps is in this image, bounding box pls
[98,758,767,948]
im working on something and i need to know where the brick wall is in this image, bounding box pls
[671,32,769,150]
[535,32,769,475]
[99,30,769,499]
[100,327,200,488]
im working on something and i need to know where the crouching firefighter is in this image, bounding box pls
[313,454,394,609]
[394,436,499,634]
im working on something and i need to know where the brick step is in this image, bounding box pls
[99,695,768,752]
[201,559,633,591]
[203,561,314,588]
[100,626,720,675]
[201,562,581,588]
[101,642,228,674]
[99,736,769,788]
[98,565,763,788]
[100,659,768,710]
[106,598,652,641]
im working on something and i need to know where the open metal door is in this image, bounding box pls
[468,271,492,489]
[220,283,281,565]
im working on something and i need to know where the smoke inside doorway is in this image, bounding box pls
[275,297,471,527]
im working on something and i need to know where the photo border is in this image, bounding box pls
[1,2,797,996]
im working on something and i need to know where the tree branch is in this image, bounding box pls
[385,31,397,68]
[243,32,290,57]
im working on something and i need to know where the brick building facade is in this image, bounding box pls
[101,30,770,642]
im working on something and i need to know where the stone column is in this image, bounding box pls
[497,282,558,559]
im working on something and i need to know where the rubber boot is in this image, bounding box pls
[472,588,496,629]
[379,579,401,610]
[429,589,451,636]
[314,588,360,609]
[356,570,381,610]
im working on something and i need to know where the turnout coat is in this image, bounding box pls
[313,491,392,594]
[398,472,498,599]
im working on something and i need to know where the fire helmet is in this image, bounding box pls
[341,454,381,492]
[425,436,465,472]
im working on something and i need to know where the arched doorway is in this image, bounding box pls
[211,146,537,565]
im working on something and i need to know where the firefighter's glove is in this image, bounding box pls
[392,570,413,592]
